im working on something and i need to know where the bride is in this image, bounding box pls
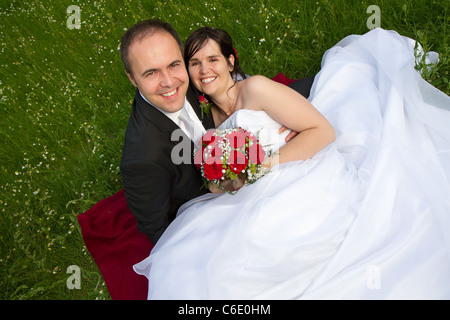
[134,27,450,299]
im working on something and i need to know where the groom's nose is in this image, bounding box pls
[160,71,175,87]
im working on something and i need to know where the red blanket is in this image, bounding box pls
[77,73,296,300]
[78,189,153,300]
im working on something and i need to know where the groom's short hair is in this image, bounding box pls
[120,19,183,77]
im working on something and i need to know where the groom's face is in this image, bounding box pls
[126,31,189,113]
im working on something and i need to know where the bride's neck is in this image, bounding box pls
[210,81,239,117]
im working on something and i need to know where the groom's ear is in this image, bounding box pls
[126,72,138,87]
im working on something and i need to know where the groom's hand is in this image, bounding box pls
[279,126,299,142]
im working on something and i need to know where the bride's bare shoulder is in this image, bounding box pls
[239,75,275,97]
[237,76,270,110]
[241,75,272,88]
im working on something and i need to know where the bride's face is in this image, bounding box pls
[188,39,235,98]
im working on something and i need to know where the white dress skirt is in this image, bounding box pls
[133,28,450,300]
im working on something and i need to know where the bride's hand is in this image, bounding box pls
[262,153,279,171]
[279,126,299,142]
[208,175,246,194]
[208,181,225,194]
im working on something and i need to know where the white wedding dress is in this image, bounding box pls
[134,28,450,300]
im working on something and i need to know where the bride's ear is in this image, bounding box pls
[228,54,235,72]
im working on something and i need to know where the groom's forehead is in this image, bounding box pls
[137,30,183,55]
[130,31,183,68]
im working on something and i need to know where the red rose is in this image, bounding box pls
[226,130,246,148]
[199,129,217,147]
[210,144,223,158]
[228,150,248,174]
[248,142,266,164]
[205,136,224,158]
[203,156,224,180]
[199,95,211,104]
[233,48,239,59]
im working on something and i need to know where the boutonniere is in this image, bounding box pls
[199,94,212,119]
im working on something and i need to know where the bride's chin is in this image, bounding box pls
[195,81,216,95]
[199,87,216,97]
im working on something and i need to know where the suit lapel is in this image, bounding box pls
[134,89,180,134]
[134,89,197,154]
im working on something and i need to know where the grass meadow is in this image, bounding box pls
[0,0,448,300]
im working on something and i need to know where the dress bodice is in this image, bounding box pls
[217,109,289,154]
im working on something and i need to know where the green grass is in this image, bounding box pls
[0,0,448,300]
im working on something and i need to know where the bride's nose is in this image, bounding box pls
[199,63,208,75]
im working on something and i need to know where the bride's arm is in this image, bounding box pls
[242,75,335,167]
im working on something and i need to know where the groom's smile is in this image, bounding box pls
[161,88,178,97]
[159,86,182,101]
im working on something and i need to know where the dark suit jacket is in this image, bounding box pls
[120,84,215,244]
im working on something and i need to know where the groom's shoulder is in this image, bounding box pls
[122,91,158,148]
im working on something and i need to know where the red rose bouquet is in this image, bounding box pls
[194,127,270,194]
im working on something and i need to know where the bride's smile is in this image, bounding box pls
[201,76,217,84]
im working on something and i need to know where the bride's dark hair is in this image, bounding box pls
[184,27,247,82]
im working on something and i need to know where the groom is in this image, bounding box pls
[119,19,314,244]
[119,19,215,244]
